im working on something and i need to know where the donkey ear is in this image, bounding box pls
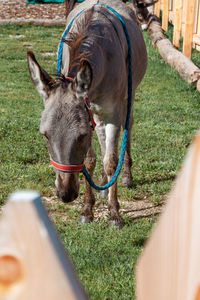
[27,51,52,102]
[75,59,93,98]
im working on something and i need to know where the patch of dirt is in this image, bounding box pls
[43,194,164,224]
[42,51,57,56]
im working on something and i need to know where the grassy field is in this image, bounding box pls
[0,23,200,299]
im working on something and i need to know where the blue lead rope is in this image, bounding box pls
[57,4,133,191]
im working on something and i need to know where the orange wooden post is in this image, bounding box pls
[136,131,200,300]
[196,286,200,300]
[194,0,200,50]
[183,0,196,58]
[154,0,161,18]
[0,191,88,300]
[162,0,170,31]
[173,0,183,48]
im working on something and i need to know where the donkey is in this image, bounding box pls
[27,0,147,227]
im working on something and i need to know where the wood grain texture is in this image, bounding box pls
[173,0,183,48]
[148,19,200,86]
[162,0,170,31]
[183,0,196,58]
[0,191,88,300]
[154,0,161,18]
[136,132,200,300]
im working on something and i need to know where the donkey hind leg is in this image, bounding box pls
[80,143,96,224]
[121,113,133,188]
[94,114,108,199]
[104,123,124,228]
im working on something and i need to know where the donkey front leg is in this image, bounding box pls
[121,113,133,187]
[94,114,108,199]
[80,144,96,224]
[104,123,124,228]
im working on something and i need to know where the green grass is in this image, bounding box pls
[0,24,200,299]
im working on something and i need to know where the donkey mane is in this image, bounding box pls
[63,7,95,73]
[50,74,71,87]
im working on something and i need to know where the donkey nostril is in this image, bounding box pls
[57,190,77,203]
[74,192,78,200]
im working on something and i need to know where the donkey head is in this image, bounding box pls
[132,0,158,29]
[27,51,92,203]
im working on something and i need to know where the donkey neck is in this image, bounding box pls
[68,37,104,78]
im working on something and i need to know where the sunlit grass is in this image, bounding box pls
[0,24,200,299]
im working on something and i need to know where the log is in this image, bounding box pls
[148,17,200,90]
[0,19,66,26]
[0,191,88,300]
[136,131,200,300]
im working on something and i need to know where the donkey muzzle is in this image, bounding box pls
[55,172,80,203]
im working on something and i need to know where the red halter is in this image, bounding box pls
[50,158,84,172]
[50,76,95,172]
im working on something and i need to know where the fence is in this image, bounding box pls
[0,191,88,300]
[136,131,200,299]
[154,0,200,58]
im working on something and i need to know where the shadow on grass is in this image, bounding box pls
[123,210,160,227]
[122,204,161,214]
[133,173,176,186]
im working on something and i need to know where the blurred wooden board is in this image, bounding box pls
[136,132,200,300]
[0,191,88,300]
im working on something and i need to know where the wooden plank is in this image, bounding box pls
[183,0,196,58]
[181,0,187,37]
[194,0,199,34]
[195,0,200,50]
[197,0,200,36]
[136,132,200,300]
[193,33,200,45]
[154,0,161,18]
[162,0,170,31]
[0,191,88,300]
[173,0,183,48]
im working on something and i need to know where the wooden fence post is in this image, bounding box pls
[173,0,183,48]
[0,191,88,300]
[136,131,200,300]
[183,0,196,58]
[162,0,170,31]
[154,0,161,18]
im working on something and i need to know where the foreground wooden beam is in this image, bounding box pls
[148,17,200,90]
[0,191,88,300]
[136,131,200,300]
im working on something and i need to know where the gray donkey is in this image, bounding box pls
[27,0,147,227]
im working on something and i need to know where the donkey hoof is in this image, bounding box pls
[80,215,93,224]
[109,216,124,229]
[121,174,133,188]
[100,189,108,199]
